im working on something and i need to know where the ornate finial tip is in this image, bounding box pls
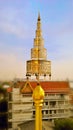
[37,82,40,85]
[38,12,41,21]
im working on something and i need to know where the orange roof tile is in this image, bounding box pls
[19,81,70,94]
[7,87,12,92]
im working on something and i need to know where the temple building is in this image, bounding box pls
[7,14,73,130]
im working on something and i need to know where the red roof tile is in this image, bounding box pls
[20,81,70,94]
[7,87,12,92]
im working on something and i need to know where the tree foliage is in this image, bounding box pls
[54,118,73,130]
[0,86,8,129]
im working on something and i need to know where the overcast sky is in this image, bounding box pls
[0,0,73,81]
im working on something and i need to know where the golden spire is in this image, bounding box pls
[38,12,41,21]
[26,13,51,80]
[36,12,42,38]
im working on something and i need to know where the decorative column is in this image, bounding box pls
[33,83,45,130]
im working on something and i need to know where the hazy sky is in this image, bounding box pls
[0,0,73,80]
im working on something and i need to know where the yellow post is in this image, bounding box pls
[33,83,44,130]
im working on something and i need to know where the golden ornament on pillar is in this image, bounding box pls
[33,83,45,130]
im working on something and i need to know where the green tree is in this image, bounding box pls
[54,118,73,130]
[0,86,8,130]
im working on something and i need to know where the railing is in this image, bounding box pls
[44,96,69,101]
[42,113,71,119]
[42,105,70,109]
[9,117,34,122]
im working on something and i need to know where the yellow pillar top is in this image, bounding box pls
[33,83,45,100]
